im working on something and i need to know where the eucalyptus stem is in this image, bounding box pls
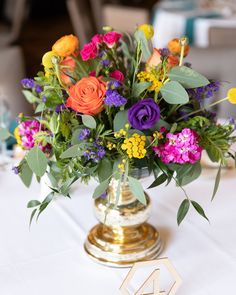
[177,97,228,122]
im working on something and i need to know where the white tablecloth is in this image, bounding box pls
[0,164,236,294]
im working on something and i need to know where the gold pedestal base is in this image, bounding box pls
[84,222,162,267]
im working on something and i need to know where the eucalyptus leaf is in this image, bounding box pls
[178,162,201,186]
[26,146,48,177]
[71,128,82,145]
[22,90,39,103]
[60,144,83,159]
[211,164,221,201]
[134,30,151,60]
[29,208,37,227]
[191,200,209,222]
[132,81,151,98]
[98,158,113,182]
[177,199,190,225]
[160,81,189,104]
[19,161,33,187]
[27,200,41,208]
[168,66,210,88]
[114,110,129,131]
[128,176,147,205]
[93,179,110,199]
[35,103,45,114]
[82,115,96,129]
[0,127,11,140]
[49,113,59,134]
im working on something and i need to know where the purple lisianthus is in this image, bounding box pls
[104,90,127,107]
[79,128,90,140]
[128,98,160,130]
[55,104,66,113]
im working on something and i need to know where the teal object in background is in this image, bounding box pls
[6,120,17,150]
[185,13,222,45]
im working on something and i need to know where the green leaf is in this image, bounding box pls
[168,66,210,88]
[178,162,201,186]
[151,119,170,131]
[211,164,221,201]
[134,30,151,60]
[36,192,54,221]
[22,90,39,103]
[27,200,41,208]
[0,127,11,140]
[35,103,45,114]
[26,146,47,177]
[71,128,82,145]
[93,179,110,199]
[160,81,189,104]
[60,144,82,159]
[60,177,76,195]
[113,110,128,131]
[170,123,178,133]
[148,174,167,189]
[81,115,96,129]
[19,161,33,187]
[191,200,209,222]
[177,199,190,225]
[49,113,59,134]
[98,158,113,182]
[128,176,147,205]
[29,208,37,227]
[131,81,151,98]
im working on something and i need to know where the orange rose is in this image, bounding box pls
[168,38,190,57]
[167,55,179,69]
[60,56,76,86]
[66,77,106,115]
[52,34,79,57]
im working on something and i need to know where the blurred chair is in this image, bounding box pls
[66,0,96,45]
[0,0,28,47]
[187,47,236,118]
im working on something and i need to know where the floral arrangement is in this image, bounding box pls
[6,24,236,224]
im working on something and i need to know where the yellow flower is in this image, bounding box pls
[137,71,163,92]
[138,24,154,40]
[118,163,125,173]
[14,127,22,146]
[42,51,58,68]
[121,133,146,159]
[52,34,79,57]
[227,88,236,104]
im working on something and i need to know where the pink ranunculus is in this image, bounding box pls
[91,34,103,46]
[80,42,98,61]
[109,70,124,82]
[89,70,96,77]
[103,31,122,48]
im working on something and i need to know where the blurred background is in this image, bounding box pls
[0,0,236,125]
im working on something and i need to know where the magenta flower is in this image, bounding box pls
[109,70,124,82]
[153,128,202,164]
[91,34,103,46]
[103,31,122,48]
[18,120,51,152]
[80,42,98,61]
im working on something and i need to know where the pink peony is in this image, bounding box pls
[103,31,122,48]
[109,70,124,82]
[153,128,202,164]
[80,42,98,61]
[91,34,103,46]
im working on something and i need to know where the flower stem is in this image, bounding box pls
[177,97,228,121]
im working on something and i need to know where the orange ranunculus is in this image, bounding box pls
[60,56,76,86]
[168,38,190,57]
[52,34,79,57]
[66,77,106,115]
[167,54,179,69]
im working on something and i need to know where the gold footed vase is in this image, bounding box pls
[84,178,162,267]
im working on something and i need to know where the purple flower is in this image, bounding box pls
[128,98,160,130]
[188,80,220,101]
[55,104,66,113]
[21,78,35,88]
[79,128,90,140]
[42,96,47,103]
[83,140,106,162]
[100,59,110,66]
[160,48,170,58]
[108,80,121,89]
[104,90,127,107]
[35,85,43,93]
[12,166,20,174]
[229,117,236,130]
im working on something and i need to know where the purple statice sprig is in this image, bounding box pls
[104,90,127,107]
[188,80,220,102]
[83,139,106,163]
[12,166,20,174]
[21,78,43,94]
[79,128,90,140]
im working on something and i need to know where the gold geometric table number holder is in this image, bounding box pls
[120,258,182,295]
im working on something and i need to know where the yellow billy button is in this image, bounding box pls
[227,88,236,104]
[138,24,154,40]
[42,51,57,68]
